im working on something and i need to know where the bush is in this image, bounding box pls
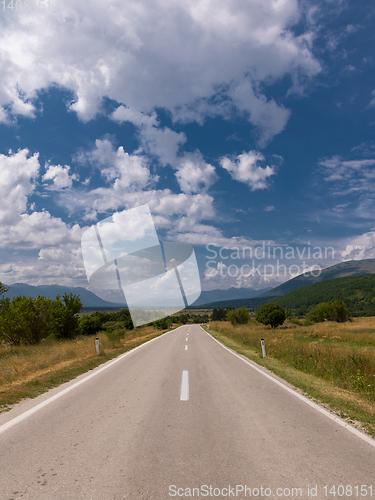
[0,292,82,345]
[255,303,286,328]
[79,311,110,336]
[153,317,172,329]
[105,328,126,347]
[176,314,189,324]
[306,300,350,324]
[226,307,250,326]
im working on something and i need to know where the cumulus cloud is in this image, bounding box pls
[43,164,78,190]
[0,149,83,273]
[220,151,275,190]
[175,152,217,193]
[340,230,375,260]
[79,138,153,190]
[0,0,320,142]
[0,149,39,224]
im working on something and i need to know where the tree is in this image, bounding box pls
[226,307,250,326]
[177,314,188,324]
[50,293,82,339]
[79,311,109,335]
[211,308,228,321]
[153,317,171,329]
[255,303,286,328]
[0,295,52,345]
[0,282,9,297]
[110,308,134,329]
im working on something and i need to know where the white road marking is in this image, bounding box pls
[185,345,188,351]
[180,370,189,401]
[186,337,188,341]
[200,326,375,449]
[0,326,184,436]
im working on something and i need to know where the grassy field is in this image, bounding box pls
[206,317,375,437]
[2,315,375,438]
[0,326,163,412]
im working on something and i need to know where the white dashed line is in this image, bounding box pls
[180,370,189,401]
[185,345,188,351]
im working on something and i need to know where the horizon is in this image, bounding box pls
[1,1,375,304]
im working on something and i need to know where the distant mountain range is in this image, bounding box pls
[191,286,272,307]
[3,258,375,311]
[196,258,375,309]
[1,283,124,309]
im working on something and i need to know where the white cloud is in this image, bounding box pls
[229,79,291,146]
[220,151,275,190]
[319,155,375,194]
[139,126,186,166]
[0,149,39,225]
[0,149,84,288]
[340,230,375,260]
[0,0,320,142]
[111,106,158,128]
[112,105,186,166]
[175,153,217,193]
[43,164,78,190]
[81,138,153,190]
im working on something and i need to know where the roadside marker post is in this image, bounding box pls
[95,337,100,355]
[261,338,266,358]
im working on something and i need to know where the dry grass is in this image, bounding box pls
[207,317,375,436]
[210,317,375,401]
[0,325,160,410]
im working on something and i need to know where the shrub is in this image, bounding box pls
[79,311,110,336]
[255,303,286,328]
[211,308,229,321]
[153,317,172,329]
[226,307,250,326]
[306,300,350,324]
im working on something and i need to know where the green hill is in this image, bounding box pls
[273,274,375,317]
[260,258,375,298]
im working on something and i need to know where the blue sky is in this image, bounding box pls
[0,0,375,302]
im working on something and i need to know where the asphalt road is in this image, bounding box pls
[0,324,374,500]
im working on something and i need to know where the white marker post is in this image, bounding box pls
[95,337,100,355]
[261,338,266,358]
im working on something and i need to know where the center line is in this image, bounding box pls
[186,337,188,341]
[180,370,189,401]
[185,345,188,351]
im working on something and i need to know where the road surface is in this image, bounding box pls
[0,324,374,499]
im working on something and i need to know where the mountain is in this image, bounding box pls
[197,258,375,309]
[273,274,375,317]
[259,258,375,298]
[1,283,124,309]
[190,286,272,307]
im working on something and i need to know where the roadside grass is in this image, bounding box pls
[0,325,165,412]
[205,317,375,437]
